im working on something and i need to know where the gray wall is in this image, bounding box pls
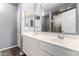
[0,4,17,49]
[42,16,49,31]
[76,4,79,34]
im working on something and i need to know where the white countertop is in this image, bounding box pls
[23,32,79,52]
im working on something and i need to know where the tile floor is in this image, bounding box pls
[0,47,26,56]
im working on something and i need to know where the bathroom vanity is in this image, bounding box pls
[19,3,79,56]
[23,32,79,56]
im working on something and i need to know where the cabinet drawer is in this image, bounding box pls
[39,41,79,56]
[39,50,50,56]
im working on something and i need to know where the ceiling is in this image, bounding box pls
[42,3,75,12]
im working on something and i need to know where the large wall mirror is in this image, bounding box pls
[34,3,78,34]
[23,3,79,34]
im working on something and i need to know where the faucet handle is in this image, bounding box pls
[58,34,64,39]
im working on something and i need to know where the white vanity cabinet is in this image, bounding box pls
[23,35,39,56]
[39,41,79,56]
[23,34,79,56]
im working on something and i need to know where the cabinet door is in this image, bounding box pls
[30,38,39,56]
[23,36,39,56]
[23,36,31,56]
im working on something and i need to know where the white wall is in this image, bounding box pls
[61,8,76,33]
[17,4,22,49]
[17,3,34,49]
[0,4,17,49]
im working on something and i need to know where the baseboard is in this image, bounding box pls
[0,45,17,51]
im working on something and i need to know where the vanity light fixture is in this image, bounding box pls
[41,3,48,7]
[25,10,33,16]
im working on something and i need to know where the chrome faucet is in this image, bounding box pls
[34,32,38,35]
[58,34,64,39]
